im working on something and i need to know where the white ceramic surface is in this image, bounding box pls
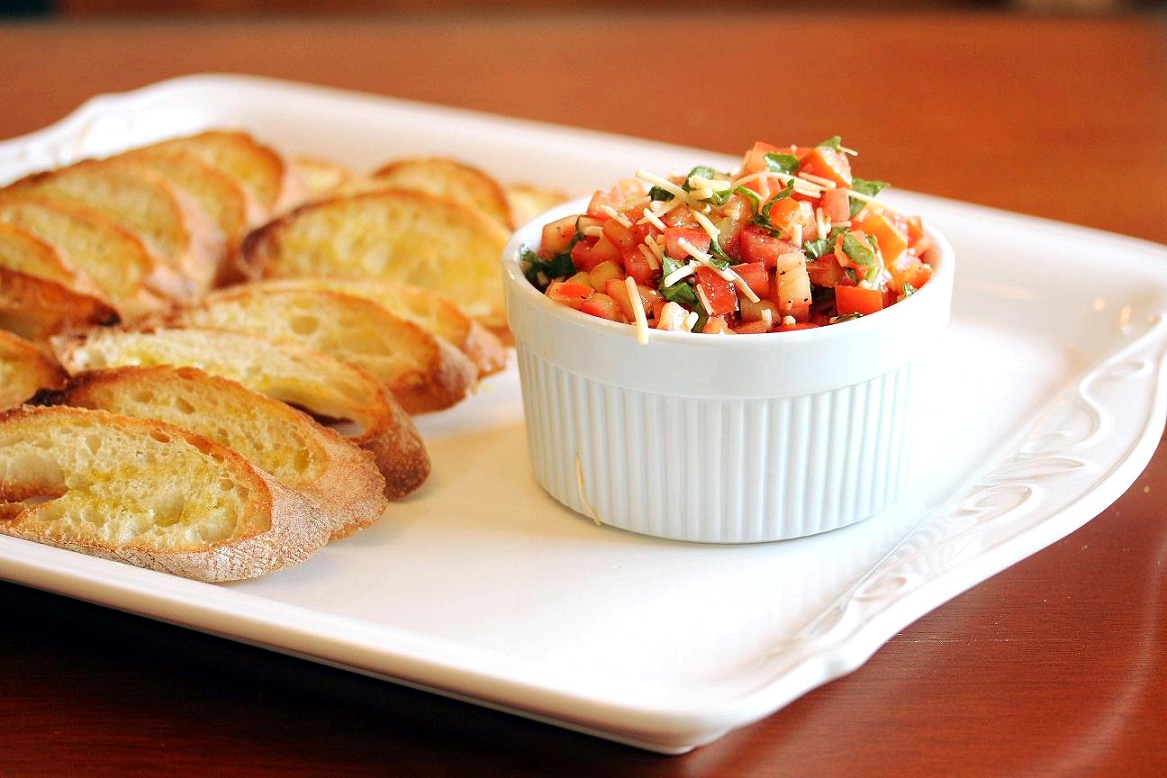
[503,197,954,543]
[0,75,1164,754]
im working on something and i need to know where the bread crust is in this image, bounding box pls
[50,366,390,540]
[167,286,479,414]
[242,189,510,330]
[0,330,66,410]
[0,405,333,582]
[50,326,430,500]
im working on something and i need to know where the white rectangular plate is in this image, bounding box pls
[1,75,1165,754]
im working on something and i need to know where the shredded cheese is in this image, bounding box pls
[848,188,899,214]
[640,206,667,231]
[799,172,838,189]
[637,243,660,271]
[662,261,696,287]
[625,275,650,345]
[691,209,721,243]
[635,169,687,201]
[683,311,700,332]
[676,238,761,304]
[599,204,633,228]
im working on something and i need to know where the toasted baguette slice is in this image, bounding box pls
[2,158,220,295]
[119,147,253,263]
[0,221,98,292]
[0,405,332,582]
[506,183,569,228]
[44,366,388,540]
[167,286,478,414]
[289,156,354,205]
[363,157,513,228]
[0,266,119,340]
[242,190,510,331]
[251,277,507,378]
[145,130,298,219]
[0,196,184,316]
[51,326,429,499]
[0,330,66,410]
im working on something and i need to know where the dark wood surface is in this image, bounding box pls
[0,10,1164,776]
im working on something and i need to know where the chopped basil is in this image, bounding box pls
[686,165,722,183]
[708,238,733,265]
[817,135,843,150]
[521,245,576,292]
[763,152,800,175]
[803,237,830,259]
[733,185,762,211]
[902,282,917,297]
[802,225,848,259]
[684,168,733,205]
[648,186,673,202]
[658,257,700,306]
[849,177,891,217]
[840,232,876,267]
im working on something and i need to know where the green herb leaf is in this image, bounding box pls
[841,232,877,268]
[849,177,891,217]
[817,136,843,150]
[661,279,699,307]
[763,152,800,175]
[802,237,831,260]
[648,186,673,202]
[521,245,576,292]
[733,185,762,212]
[708,238,732,265]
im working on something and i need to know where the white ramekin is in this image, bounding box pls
[502,198,955,543]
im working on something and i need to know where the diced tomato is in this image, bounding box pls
[738,295,779,324]
[541,215,578,256]
[601,218,637,252]
[571,236,620,272]
[579,292,622,321]
[588,259,625,290]
[887,253,932,294]
[664,227,711,260]
[739,226,800,269]
[732,261,769,298]
[835,284,884,316]
[733,320,770,335]
[854,210,908,264]
[771,251,812,321]
[820,188,851,223]
[798,145,852,187]
[546,280,594,310]
[701,316,732,335]
[623,246,658,285]
[693,265,738,316]
[902,214,934,255]
[740,141,791,176]
[587,178,646,217]
[806,253,849,288]
[763,196,816,238]
[714,193,753,259]
[605,278,662,321]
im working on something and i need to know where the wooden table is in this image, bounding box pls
[1,10,1164,776]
